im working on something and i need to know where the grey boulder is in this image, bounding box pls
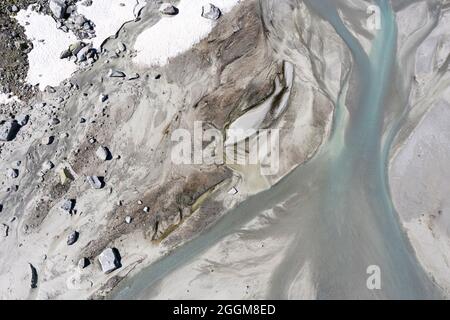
[16,115,29,126]
[67,231,79,245]
[128,73,140,80]
[49,0,67,19]
[76,44,93,62]
[95,146,109,161]
[0,224,9,237]
[78,257,90,269]
[7,168,18,179]
[60,48,72,59]
[86,176,104,189]
[160,3,179,15]
[0,120,20,141]
[201,4,221,20]
[42,160,54,172]
[108,69,126,78]
[98,248,121,274]
[29,264,38,289]
[61,199,75,212]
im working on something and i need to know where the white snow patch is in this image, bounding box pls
[133,0,241,67]
[0,93,20,105]
[15,8,78,90]
[77,0,145,49]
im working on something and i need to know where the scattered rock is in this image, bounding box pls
[117,42,126,52]
[60,168,74,185]
[86,176,104,189]
[98,248,121,274]
[95,146,110,161]
[41,136,54,145]
[73,14,87,28]
[60,49,72,59]
[82,0,93,7]
[49,118,60,126]
[76,44,96,63]
[160,3,179,15]
[201,4,221,20]
[15,40,30,52]
[143,207,150,213]
[67,231,79,246]
[61,199,75,213]
[125,216,132,224]
[0,224,9,237]
[108,69,126,78]
[99,94,108,103]
[69,42,85,56]
[42,160,54,172]
[128,73,140,80]
[49,0,67,19]
[0,120,21,142]
[16,115,29,126]
[7,168,18,179]
[78,257,90,269]
[62,42,93,62]
[29,263,38,289]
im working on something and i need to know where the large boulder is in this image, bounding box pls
[49,0,67,19]
[95,146,110,161]
[108,69,126,78]
[16,115,29,126]
[60,48,72,59]
[69,41,85,56]
[86,176,104,189]
[7,168,18,179]
[201,4,221,20]
[98,248,121,274]
[42,160,54,173]
[160,3,179,15]
[67,231,79,245]
[0,224,9,237]
[60,168,74,185]
[29,264,38,289]
[78,257,90,269]
[76,44,93,62]
[61,199,75,213]
[0,120,20,141]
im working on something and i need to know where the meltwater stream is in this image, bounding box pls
[111,0,442,299]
